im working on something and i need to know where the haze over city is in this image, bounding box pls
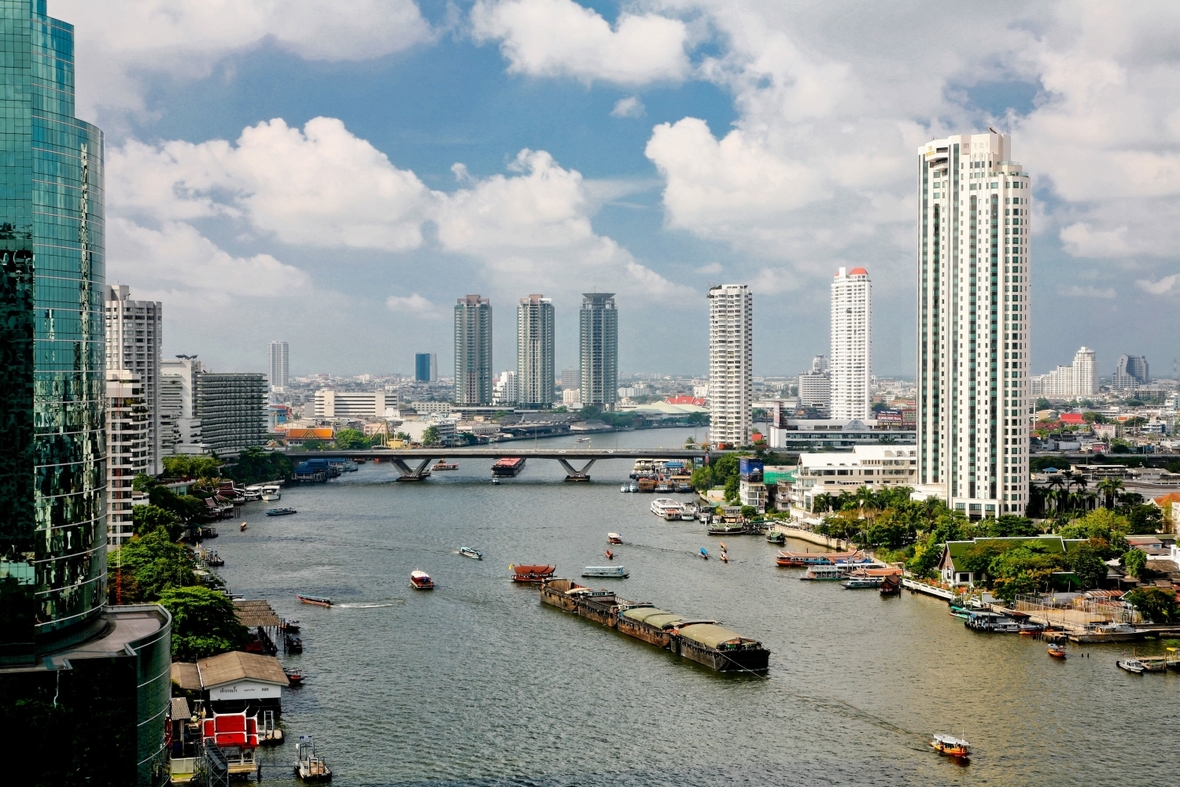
[58,0,1180,377]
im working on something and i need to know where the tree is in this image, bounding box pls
[225,446,294,486]
[740,505,757,520]
[302,439,324,450]
[158,586,249,661]
[724,474,739,503]
[1123,548,1147,579]
[109,527,197,603]
[162,455,222,479]
[131,504,182,540]
[333,429,370,450]
[980,515,1040,538]
[422,426,441,446]
[1064,543,1108,589]
[1097,478,1124,509]
[1125,587,1178,624]
[1126,504,1163,535]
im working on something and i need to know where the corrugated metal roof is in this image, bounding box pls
[622,607,673,624]
[233,599,282,628]
[677,623,751,649]
[171,662,202,691]
[197,651,289,688]
[171,696,191,720]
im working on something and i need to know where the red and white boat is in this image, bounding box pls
[607,533,623,544]
[510,564,556,583]
[409,570,434,590]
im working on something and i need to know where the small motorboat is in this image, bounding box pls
[410,570,435,590]
[719,541,728,552]
[699,547,709,560]
[766,530,786,545]
[294,737,332,783]
[460,546,482,560]
[720,552,729,563]
[491,478,501,485]
[281,620,301,633]
[605,549,614,560]
[931,733,970,759]
[607,533,623,544]
[582,565,628,578]
[240,522,248,532]
[267,507,297,517]
[629,483,638,493]
[285,669,305,686]
[620,484,629,493]
[296,594,332,608]
[1047,644,1067,659]
[1117,659,1146,674]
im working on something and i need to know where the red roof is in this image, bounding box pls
[664,395,706,407]
[1059,413,1085,424]
[849,267,868,276]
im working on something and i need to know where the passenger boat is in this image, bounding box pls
[607,533,623,544]
[800,565,846,581]
[460,546,482,560]
[1019,623,1045,635]
[774,549,864,567]
[433,460,458,471]
[707,523,745,536]
[267,507,297,517]
[1117,659,1146,674]
[511,564,556,583]
[582,565,628,578]
[931,733,970,759]
[409,570,434,590]
[296,594,332,607]
[879,574,901,596]
[650,498,682,518]
[765,530,786,545]
[841,576,882,589]
[698,547,709,560]
[1047,644,1067,659]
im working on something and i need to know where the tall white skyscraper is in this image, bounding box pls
[916,132,1031,517]
[269,340,289,391]
[1072,347,1097,396]
[105,285,163,475]
[105,370,148,547]
[516,294,555,407]
[1031,346,1097,400]
[455,294,493,405]
[708,284,752,447]
[830,267,872,420]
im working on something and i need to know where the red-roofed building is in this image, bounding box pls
[665,395,707,407]
[1059,413,1085,425]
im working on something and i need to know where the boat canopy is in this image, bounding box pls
[677,623,753,649]
[622,607,676,624]
[512,564,555,574]
[642,613,686,630]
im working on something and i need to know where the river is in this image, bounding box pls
[215,428,1178,786]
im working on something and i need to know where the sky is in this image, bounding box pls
[58,0,1180,380]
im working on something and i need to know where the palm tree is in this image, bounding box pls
[1097,477,1124,509]
[1044,474,1067,514]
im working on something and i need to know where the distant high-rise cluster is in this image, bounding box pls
[708,284,752,447]
[916,131,1031,517]
[1112,354,1149,392]
[580,293,618,409]
[269,340,289,391]
[454,294,493,405]
[1031,346,1097,400]
[516,294,555,407]
[830,267,871,420]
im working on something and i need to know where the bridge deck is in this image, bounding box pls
[284,448,708,461]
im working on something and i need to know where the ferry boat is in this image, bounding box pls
[296,594,332,607]
[651,498,682,518]
[492,457,526,477]
[708,523,745,536]
[607,533,624,544]
[799,565,846,581]
[582,566,628,578]
[765,530,786,545]
[433,460,458,471]
[267,507,297,517]
[774,549,864,567]
[410,570,434,590]
[841,576,882,589]
[460,546,482,560]
[511,564,556,583]
[931,733,970,759]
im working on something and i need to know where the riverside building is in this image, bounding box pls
[455,294,493,405]
[708,284,753,447]
[0,3,171,783]
[916,131,1031,517]
[580,292,618,409]
[105,285,163,474]
[516,294,555,407]
[161,358,267,456]
[830,267,871,420]
[269,340,289,391]
[106,370,149,547]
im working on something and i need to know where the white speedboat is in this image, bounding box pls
[620,484,629,493]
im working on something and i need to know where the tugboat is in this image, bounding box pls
[410,570,435,590]
[931,733,971,760]
[294,736,332,782]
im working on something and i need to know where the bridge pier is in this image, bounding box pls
[557,458,596,482]
[391,457,434,481]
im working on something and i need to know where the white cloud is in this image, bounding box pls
[109,117,434,250]
[611,96,645,118]
[56,0,433,119]
[1057,284,1117,299]
[386,293,447,318]
[471,0,690,84]
[1136,274,1180,296]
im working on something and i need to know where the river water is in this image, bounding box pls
[216,429,1178,786]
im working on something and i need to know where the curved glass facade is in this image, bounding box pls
[0,0,106,657]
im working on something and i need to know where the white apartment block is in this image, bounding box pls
[830,267,871,420]
[516,294,555,406]
[1031,346,1097,400]
[160,357,203,456]
[106,370,149,547]
[708,283,752,447]
[105,285,163,475]
[917,131,1031,517]
[798,371,831,413]
[314,389,387,418]
[269,341,289,391]
[789,445,918,514]
[492,371,517,406]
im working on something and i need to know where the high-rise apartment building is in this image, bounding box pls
[516,294,555,407]
[415,352,437,383]
[561,366,579,390]
[580,293,618,409]
[493,370,517,405]
[916,131,1031,517]
[268,340,289,391]
[0,4,170,782]
[160,358,267,457]
[708,284,752,447]
[1031,346,1098,400]
[1112,354,1149,391]
[106,370,148,547]
[105,285,163,475]
[798,370,832,414]
[455,294,492,405]
[830,267,872,420]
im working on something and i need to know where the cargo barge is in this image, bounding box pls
[539,578,769,673]
[492,457,526,477]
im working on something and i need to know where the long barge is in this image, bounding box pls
[492,457,526,477]
[539,578,769,673]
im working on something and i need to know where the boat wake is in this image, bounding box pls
[334,600,405,609]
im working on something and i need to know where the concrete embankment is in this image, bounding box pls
[768,525,849,551]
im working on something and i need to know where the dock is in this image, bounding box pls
[901,577,956,600]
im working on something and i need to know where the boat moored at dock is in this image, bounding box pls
[775,549,865,567]
[799,565,847,581]
[650,498,683,519]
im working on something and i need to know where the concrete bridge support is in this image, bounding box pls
[557,458,596,482]
[391,457,435,481]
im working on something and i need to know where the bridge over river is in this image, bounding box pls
[283,447,710,482]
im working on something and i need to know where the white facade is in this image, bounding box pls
[516,294,555,406]
[160,357,204,455]
[830,267,871,420]
[790,445,918,513]
[562,388,582,406]
[314,390,386,418]
[798,371,831,413]
[1031,346,1098,400]
[268,341,289,391]
[917,131,1031,517]
[708,284,752,446]
[105,370,149,547]
[492,371,517,406]
[105,285,163,475]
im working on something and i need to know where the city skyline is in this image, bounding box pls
[62,1,1179,379]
